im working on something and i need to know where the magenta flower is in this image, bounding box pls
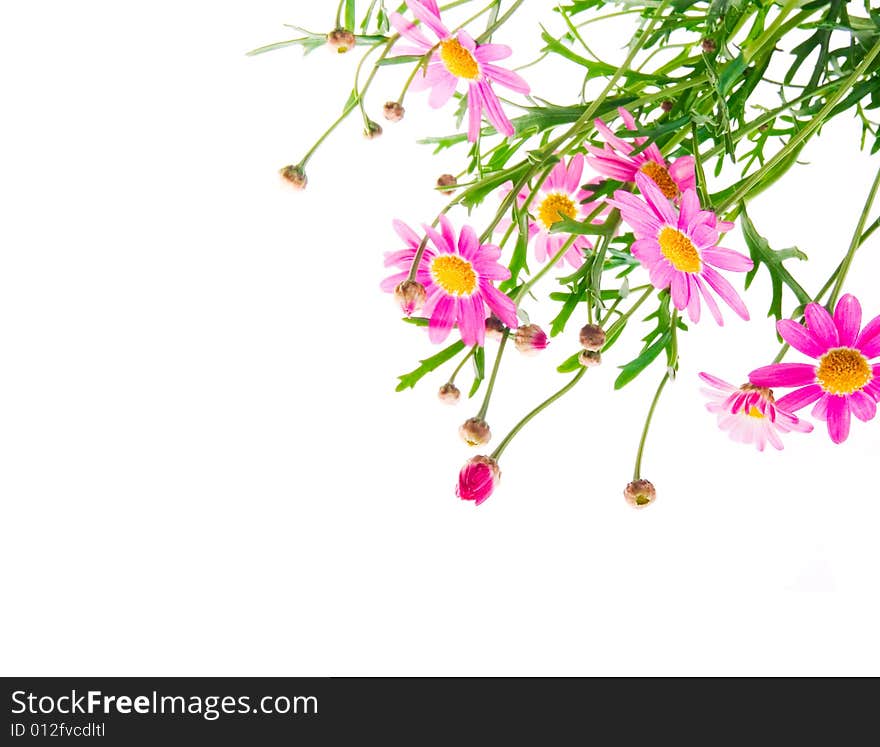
[608,173,752,324]
[699,373,812,451]
[498,154,605,269]
[456,455,500,505]
[749,294,880,444]
[390,0,529,142]
[381,215,518,346]
[587,107,695,199]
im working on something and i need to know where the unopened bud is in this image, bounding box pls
[327,28,356,54]
[578,350,602,367]
[459,417,491,447]
[485,315,506,342]
[624,479,656,509]
[660,99,674,113]
[701,37,716,53]
[364,120,383,139]
[393,280,427,317]
[514,324,548,355]
[279,164,307,191]
[437,174,457,192]
[457,455,500,505]
[383,101,405,122]
[438,383,460,405]
[579,323,606,351]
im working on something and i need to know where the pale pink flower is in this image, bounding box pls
[390,0,529,142]
[699,373,812,450]
[587,107,695,199]
[749,294,880,444]
[381,216,518,346]
[608,173,753,324]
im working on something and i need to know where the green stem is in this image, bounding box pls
[827,164,880,309]
[603,286,654,343]
[448,346,477,385]
[335,0,345,28]
[690,121,711,208]
[476,0,526,43]
[477,329,509,420]
[633,372,670,481]
[490,367,587,460]
[512,234,577,305]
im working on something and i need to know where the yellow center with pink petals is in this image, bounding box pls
[537,193,577,230]
[440,39,480,80]
[747,406,765,419]
[431,255,477,296]
[816,347,872,395]
[639,161,679,199]
[658,226,701,273]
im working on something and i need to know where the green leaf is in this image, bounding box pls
[614,331,672,390]
[377,54,424,66]
[740,207,810,322]
[345,0,356,31]
[469,346,486,398]
[396,341,465,391]
[557,352,582,373]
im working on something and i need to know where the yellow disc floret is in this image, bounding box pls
[431,255,478,296]
[440,38,480,80]
[658,226,701,273]
[816,347,872,395]
[537,193,577,230]
[639,161,679,199]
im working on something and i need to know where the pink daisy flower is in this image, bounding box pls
[699,373,812,451]
[498,154,604,269]
[381,215,518,346]
[390,0,529,142]
[587,107,695,200]
[608,173,753,324]
[749,294,880,444]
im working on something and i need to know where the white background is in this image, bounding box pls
[2,1,879,675]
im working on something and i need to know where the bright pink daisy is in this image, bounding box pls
[381,215,518,346]
[749,294,880,444]
[498,154,605,269]
[699,373,812,451]
[587,107,695,200]
[456,455,500,505]
[608,173,753,324]
[390,0,529,142]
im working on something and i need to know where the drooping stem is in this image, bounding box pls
[448,345,477,385]
[490,367,587,460]
[477,329,510,420]
[633,372,670,481]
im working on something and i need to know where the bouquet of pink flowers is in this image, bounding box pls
[253,0,880,508]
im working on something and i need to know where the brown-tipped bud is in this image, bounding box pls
[364,120,383,139]
[393,280,427,317]
[279,164,307,191]
[578,350,602,367]
[701,37,717,53]
[485,315,506,342]
[579,323,606,351]
[457,455,500,505]
[624,479,656,509]
[438,382,460,405]
[327,28,356,53]
[514,324,549,356]
[383,101,405,122]
[660,99,674,113]
[459,417,491,447]
[437,174,457,192]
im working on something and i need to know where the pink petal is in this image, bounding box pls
[775,384,823,412]
[480,282,518,328]
[593,117,633,156]
[406,0,448,38]
[699,372,735,391]
[670,271,690,310]
[855,314,880,358]
[565,153,584,194]
[477,79,513,137]
[686,274,701,323]
[805,303,838,349]
[776,319,825,358]
[466,83,482,142]
[702,247,753,272]
[438,214,457,255]
[749,363,818,388]
[833,294,862,347]
[458,294,484,347]
[428,71,458,108]
[483,64,530,93]
[848,390,877,422]
[825,395,850,444]
[668,156,696,193]
[457,224,480,260]
[473,43,512,62]
[700,265,750,321]
[634,173,677,226]
[428,294,457,343]
[389,11,433,49]
[677,189,700,230]
[695,275,723,325]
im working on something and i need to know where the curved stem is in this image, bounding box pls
[633,372,670,481]
[448,345,477,385]
[491,367,587,460]
[477,329,509,420]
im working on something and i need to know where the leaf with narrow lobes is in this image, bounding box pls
[396,341,465,392]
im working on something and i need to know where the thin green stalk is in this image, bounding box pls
[476,0,526,43]
[690,121,711,208]
[448,346,477,385]
[633,372,670,481]
[490,367,588,460]
[512,234,577,305]
[477,329,510,420]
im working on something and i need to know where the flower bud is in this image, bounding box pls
[456,455,500,506]
[279,164,307,191]
[485,315,506,341]
[383,101,405,122]
[437,174,457,192]
[660,99,674,113]
[514,324,548,355]
[579,323,606,351]
[438,382,460,405]
[393,280,427,317]
[578,350,602,367]
[624,479,656,509]
[327,28,356,53]
[459,417,491,447]
[364,120,383,139]
[701,38,717,53]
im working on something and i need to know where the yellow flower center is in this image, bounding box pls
[537,193,577,230]
[639,161,679,199]
[747,406,765,419]
[816,347,872,395]
[431,255,477,296]
[439,38,480,80]
[658,226,701,273]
